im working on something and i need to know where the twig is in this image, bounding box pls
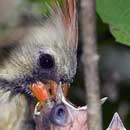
[80,0,103,130]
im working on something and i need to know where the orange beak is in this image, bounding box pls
[29,81,49,102]
[29,80,69,103]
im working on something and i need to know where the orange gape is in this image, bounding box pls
[29,81,68,103]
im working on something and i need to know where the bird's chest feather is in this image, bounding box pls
[0,89,33,130]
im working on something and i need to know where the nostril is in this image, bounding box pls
[49,104,68,126]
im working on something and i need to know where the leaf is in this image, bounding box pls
[96,0,130,46]
[110,25,130,46]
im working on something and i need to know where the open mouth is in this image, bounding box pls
[28,80,69,114]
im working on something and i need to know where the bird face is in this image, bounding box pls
[0,1,78,130]
[33,83,88,130]
[32,83,107,130]
[0,19,77,97]
[34,102,88,130]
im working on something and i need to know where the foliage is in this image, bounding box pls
[96,0,130,46]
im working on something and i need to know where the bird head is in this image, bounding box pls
[33,82,88,130]
[0,0,78,98]
[32,82,107,130]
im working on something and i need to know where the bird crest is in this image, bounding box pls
[45,0,78,49]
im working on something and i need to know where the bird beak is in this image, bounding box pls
[32,81,108,130]
[29,81,69,115]
[55,82,65,102]
[106,112,126,130]
[29,80,69,102]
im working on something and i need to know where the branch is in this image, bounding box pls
[80,0,103,130]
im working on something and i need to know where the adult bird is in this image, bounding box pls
[0,0,78,130]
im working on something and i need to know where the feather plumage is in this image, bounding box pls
[0,0,78,130]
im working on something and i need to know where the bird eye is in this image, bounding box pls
[49,103,68,126]
[39,54,55,69]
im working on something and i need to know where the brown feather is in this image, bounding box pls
[62,0,78,49]
[52,0,78,49]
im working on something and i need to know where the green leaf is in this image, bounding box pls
[96,0,130,46]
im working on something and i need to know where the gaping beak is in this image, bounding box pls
[30,81,107,130]
[29,81,69,115]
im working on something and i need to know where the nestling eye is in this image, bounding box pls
[49,103,68,126]
[39,54,55,69]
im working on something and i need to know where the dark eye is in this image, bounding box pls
[49,104,68,126]
[39,54,55,69]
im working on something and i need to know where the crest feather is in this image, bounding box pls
[53,0,78,49]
